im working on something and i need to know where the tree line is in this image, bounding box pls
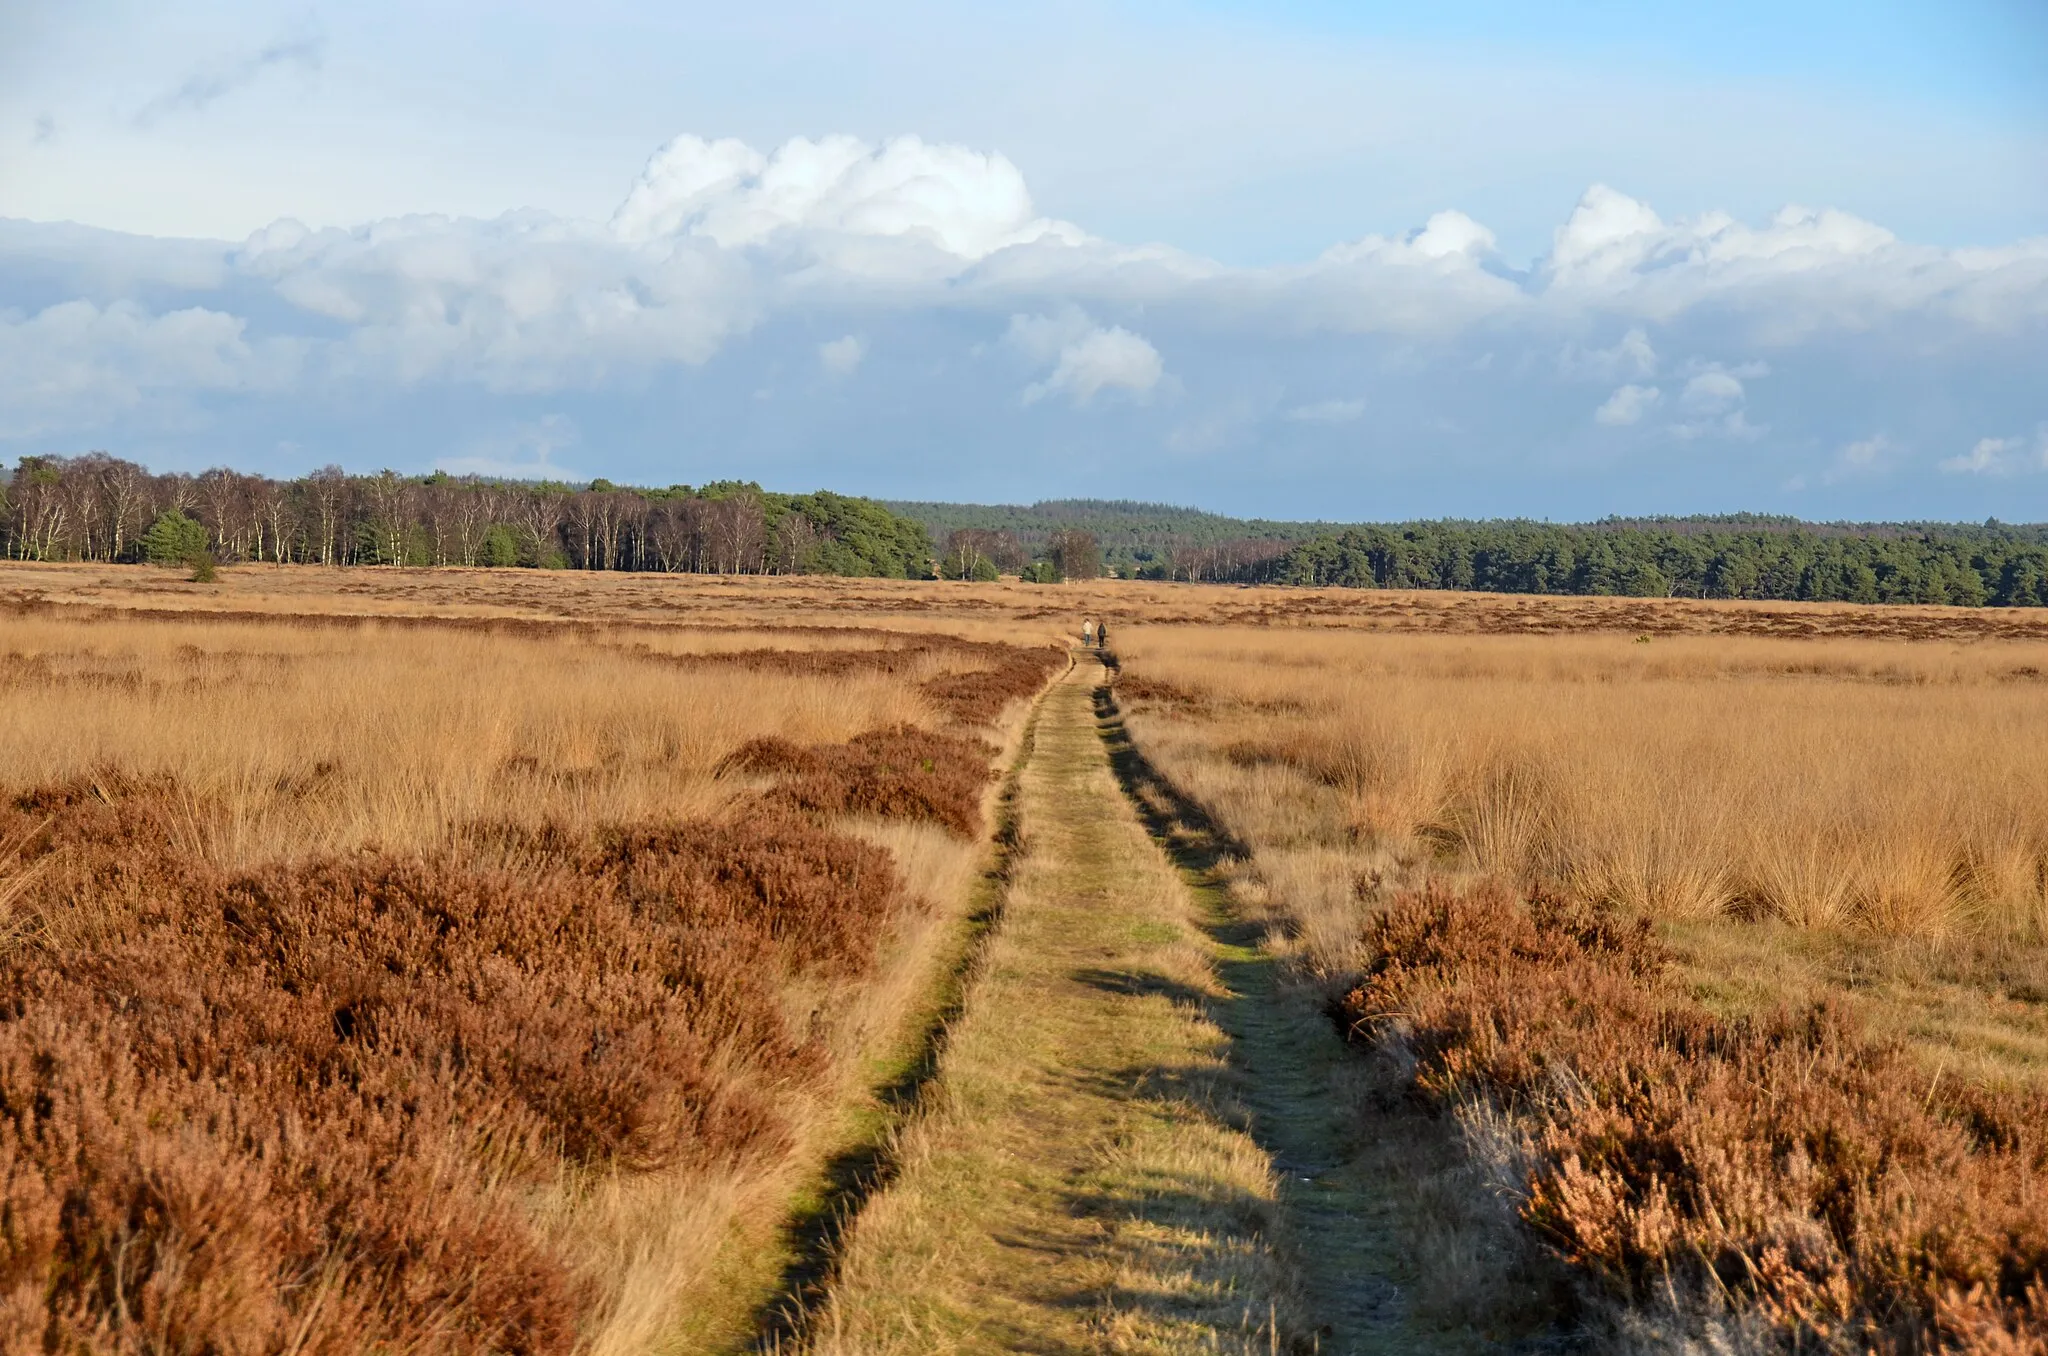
[9,456,2044,604]
[1246,521,2048,607]
[898,499,2048,603]
[893,497,1332,576]
[2,455,934,578]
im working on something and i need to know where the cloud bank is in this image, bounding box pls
[2,131,2044,517]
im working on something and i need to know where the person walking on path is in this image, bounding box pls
[1095,618,1110,650]
[1081,619,1095,647]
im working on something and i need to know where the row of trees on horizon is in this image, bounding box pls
[2,454,935,578]
[7,454,2047,606]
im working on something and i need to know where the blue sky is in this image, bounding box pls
[1,1,2044,519]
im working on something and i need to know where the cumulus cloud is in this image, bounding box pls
[1285,398,1367,424]
[1940,431,2048,476]
[1010,312,1163,406]
[1550,184,1898,288]
[1594,384,1660,426]
[611,133,1083,261]
[819,334,865,376]
[231,211,757,390]
[2,132,2046,513]
[0,298,271,438]
[1670,363,1766,440]
[1407,211,1496,260]
[1815,434,1900,485]
[1943,437,2018,474]
[1550,184,1668,282]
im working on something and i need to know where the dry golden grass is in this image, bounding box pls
[0,563,1067,1354]
[13,558,2048,647]
[1117,625,2048,946]
[1110,606,2048,1350]
[0,614,936,865]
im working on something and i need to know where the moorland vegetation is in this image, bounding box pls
[0,592,1060,1353]
[1112,623,2048,1349]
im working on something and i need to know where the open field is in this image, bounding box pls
[7,558,2048,1353]
[0,563,1063,1353]
[10,560,2048,643]
[1113,622,2048,1350]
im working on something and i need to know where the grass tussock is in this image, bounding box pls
[1336,880,2048,1352]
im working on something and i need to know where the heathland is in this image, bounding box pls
[1112,612,2048,1350]
[0,562,1064,1352]
[3,558,2046,1353]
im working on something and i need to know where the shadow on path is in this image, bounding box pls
[1092,671,1566,1356]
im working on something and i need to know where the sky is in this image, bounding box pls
[2,0,2045,521]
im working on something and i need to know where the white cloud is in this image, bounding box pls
[1820,433,1897,484]
[1942,437,2017,474]
[1549,184,1899,289]
[233,210,758,390]
[1027,328,1164,407]
[1680,370,1745,414]
[1408,210,1496,260]
[1594,384,1661,426]
[0,298,274,437]
[819,334,865,376]
[1666,362,1767,440]
[1940,431,2048,476]
[2,131,2046,515]
[1285,398,1367,424]
[1016,318,1164,406]
[610,133,1084,261]
[1550,184,1668,282]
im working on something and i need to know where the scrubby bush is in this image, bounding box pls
[1336,882,2048,1351]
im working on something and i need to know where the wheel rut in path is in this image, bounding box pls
[1095,678,1502,1356]
[740,660,1061,1353]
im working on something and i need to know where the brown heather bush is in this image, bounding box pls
[642,634,1065,728]
[0,775,918,1353]
[723,726,998,838]
[1336,881,2048,1353]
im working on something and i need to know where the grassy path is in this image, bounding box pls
[1098,688,1506,1356]
[806,661,1300,1354]
[796,658,1497,1355]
